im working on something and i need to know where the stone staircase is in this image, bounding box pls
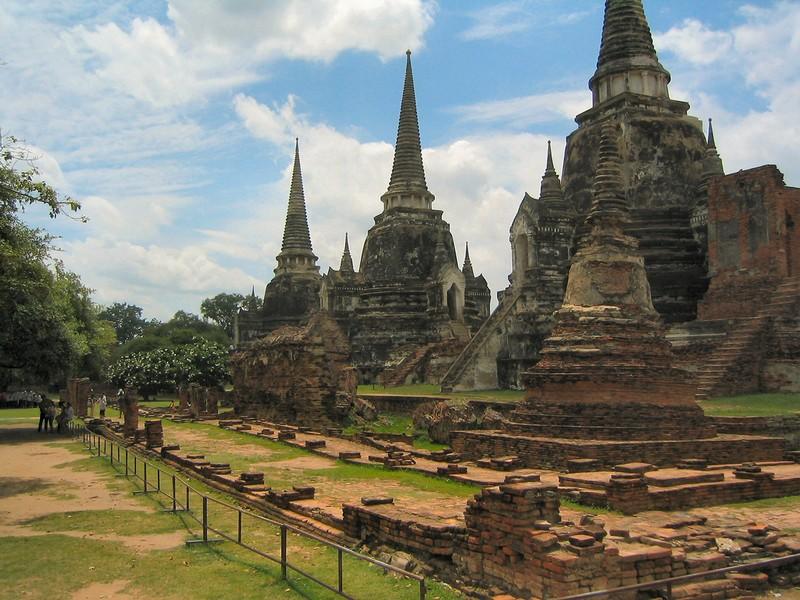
[440,289,522,391]
[695,275,800,399]
[382,342,440,387]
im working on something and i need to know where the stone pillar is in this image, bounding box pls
[206,388,219,415]
[121,391,139,438]
[68,378,91,417]
[606,473,651,514]
[178,386,189,411]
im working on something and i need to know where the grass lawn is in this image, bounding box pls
[700,393,800,417]
[0,428,462,600]
[357,383,524,404]
[164,421,475,498]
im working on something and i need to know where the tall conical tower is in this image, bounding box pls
[275,139,319,277]
[236,139,322,344]
[462,242,474,278]
[339,233,355,274]
[380,50,435,212]
[561,0,709,324]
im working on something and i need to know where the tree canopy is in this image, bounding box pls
[200,292,245,338]
[98,302,151,345]
[117,310,229,356]
[107,338,229,399]
[0,132,113,388]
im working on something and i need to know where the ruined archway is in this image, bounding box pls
[447,283,462,321]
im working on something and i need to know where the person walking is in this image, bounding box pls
[37,394,48,432]
[45,399,56,433]
[99,394,107,418]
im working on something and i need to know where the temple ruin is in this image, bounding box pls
[443,0,800,394]
[319,51,491,382]
[236,139,322,344]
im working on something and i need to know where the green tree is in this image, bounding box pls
[52,267,117,380]
[0,131,89,387]
[98,302,148,344]
[117,310,229,356]
[107,338,229,399]
[200,292,245,338]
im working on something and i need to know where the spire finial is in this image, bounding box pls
[275,138,319,276]
[462,242,475,278]
[707,118,716,149]
[540,141,565,208]
[339,232,354,274]
[546,140,555,173]
[384,48,430,201]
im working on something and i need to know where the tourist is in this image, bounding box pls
[99,394,107,418]
[37,394,48,432]
[45,399,56,433]
[56,401,73,434]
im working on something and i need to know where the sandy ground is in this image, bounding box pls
[0,423,182,598]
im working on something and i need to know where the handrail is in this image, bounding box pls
[69,422,426,599]
[553,552,800,600]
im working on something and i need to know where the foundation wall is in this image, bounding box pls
[450,430,785,470]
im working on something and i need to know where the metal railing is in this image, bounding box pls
[553,550,800,600]
[69,422,427,600]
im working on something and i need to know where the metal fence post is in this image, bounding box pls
[419,578,426,600]
[186,485,190,512]
[280,525,287,580]
[157,468,161,492]
[202,496,209,543]
[338,548,343,593]
[125,448,129,477]
[133,454,137,477]
[237,510,242,544]
[143,462,148,492]
[171,475,177,512]
[110,441,114,466]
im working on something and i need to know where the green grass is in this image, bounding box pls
[167,420,476,498]
[357,383,524,404]
[0,428,462,600]
[700,393,800,417]
[24,509,183,536]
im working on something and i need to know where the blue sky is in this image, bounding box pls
[3,0,799,320]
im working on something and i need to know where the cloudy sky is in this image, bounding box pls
[4,0,799,320]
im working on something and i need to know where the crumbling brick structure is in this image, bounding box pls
[699,165,799,320]
[230,312,356,428]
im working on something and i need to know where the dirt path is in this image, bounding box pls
[0,423,179,599]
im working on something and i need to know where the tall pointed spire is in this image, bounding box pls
[589,0,671,106]
[462,242,475,279]
[381,50,435,212]
[539,140,565,207]
[707,118,717,149]
[275,139,319,277]
[339,233,355,274]
[582,123,636,250]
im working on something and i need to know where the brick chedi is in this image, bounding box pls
[320,51,491,381]
[442,0,715,392]
[237,140,322,343]
[230,312,356,428]
[562,0,708,324]
[514,123,712,440]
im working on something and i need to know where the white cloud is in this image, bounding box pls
[451,90,591,128]
[64,0,435,108]
[460,0,591,41]
[653,1,800,185]
[62,237,261,319]
[654,19,733,66]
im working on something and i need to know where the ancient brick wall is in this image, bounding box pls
[230,313,356,428]
[450,430,785,470]
[699,165,800,320]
